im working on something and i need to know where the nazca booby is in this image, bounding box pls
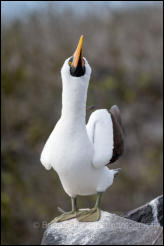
[40,35,124,222]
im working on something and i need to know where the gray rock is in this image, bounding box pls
[41,211,163,245]
[157,196,163,226]
[124,195,163,226]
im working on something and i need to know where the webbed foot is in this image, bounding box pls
[77,207,101,222]
[49,210,78,224]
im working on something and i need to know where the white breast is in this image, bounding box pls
[41,118,100,197]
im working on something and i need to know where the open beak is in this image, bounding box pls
[70,35,85,77]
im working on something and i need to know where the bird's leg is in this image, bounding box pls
[49,197,79,224]
[77,192,102,222]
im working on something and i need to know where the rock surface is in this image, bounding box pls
[124,195,163,226]
[41,211,163,245]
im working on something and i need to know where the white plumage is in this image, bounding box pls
[40,56,118,198]
[86,109,114,168]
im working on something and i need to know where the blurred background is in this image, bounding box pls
[1,1,163,245]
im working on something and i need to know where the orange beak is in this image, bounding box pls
[72,35,85,68]
[70,35,85,77]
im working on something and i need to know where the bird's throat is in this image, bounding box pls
[61,82,88,126]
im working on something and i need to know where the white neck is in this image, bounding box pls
[61,76,89,126]
[60,57,91,127]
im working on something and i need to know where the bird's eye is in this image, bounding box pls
[68,57,73,66]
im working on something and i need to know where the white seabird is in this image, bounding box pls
[40,35,124,222]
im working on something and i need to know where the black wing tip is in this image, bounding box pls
[108,104,124,164]
[109,105,121,121]
[110,105,120,112]
[109,104,125,135]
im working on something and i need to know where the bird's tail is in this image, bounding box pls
[113,168,122,177]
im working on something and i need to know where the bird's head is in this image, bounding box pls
[61,35,92,84]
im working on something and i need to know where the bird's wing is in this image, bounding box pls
[109,105,124,164]
[86,105,124,168]
[40,128,57,170]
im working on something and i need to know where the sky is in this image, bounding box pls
[1,1,163,21]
